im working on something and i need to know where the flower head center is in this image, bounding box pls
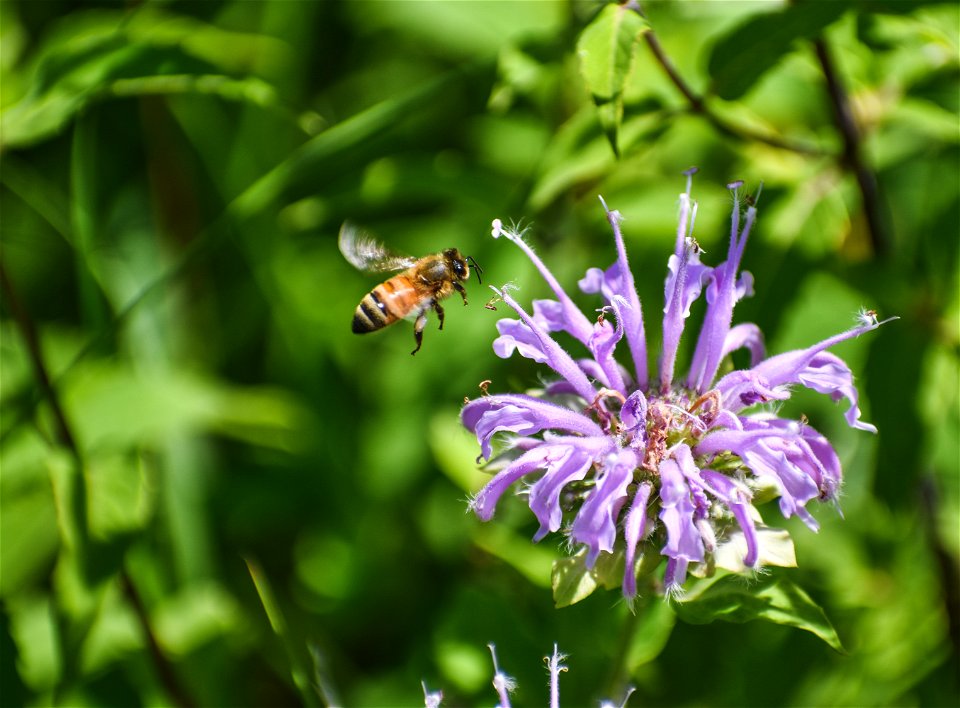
[580,384,722,473]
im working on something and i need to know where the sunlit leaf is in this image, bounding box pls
[86,454,155,541]
[475,525,555,590]
[552,553,599,608]
[576,2,649,156]
[154,582,243,656]
[0,430,59,597]
[552,548,622,608]
[62,362,313,455]
[713,528,798,574]
[77,582,141,675]
[1,7,288,148]
[429,413,491,494]
[6,595,61,693]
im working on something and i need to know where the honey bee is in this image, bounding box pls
[339,223,482,354]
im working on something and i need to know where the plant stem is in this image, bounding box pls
[813,37,891,257]
[603,601,643,701]
[0,261,78,452]
[643,30,827,157]
[0,261,196,708]
[120,573,197,708]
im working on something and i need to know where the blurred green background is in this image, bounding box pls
[1,1,957,706]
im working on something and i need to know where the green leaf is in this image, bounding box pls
[246,559,322,707]
[553,553,599,608]
[712,527,797,575]
[576,2,649,157]
[153,581,243,656]
[86,454,155,541]
[625,598,676,669]
[6,595,61,693]
[428,413,491,494]
[707,2,848,100]
[1,8,288,149]
[61,362,313,456]
[675,573,845,652]
[474,525,555,590]
[552,549,622,608]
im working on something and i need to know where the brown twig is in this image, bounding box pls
[814,37,890,257]
[919,476,960,658]
[642,30,827,157]
[642,22,889,257]
[120,572,197,708]
[0,260,78,452]
[0,261,196,708]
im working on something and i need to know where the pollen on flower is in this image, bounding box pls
[857,308,879,327]
[462,171,892,601]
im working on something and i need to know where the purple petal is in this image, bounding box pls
[686,191,756,392]
[658,453,705,572]
[745,445,818,528]
[622,480,653,598]
[663,557,690,591]
[599,197,649,389]
[695,427,771,458]
[740,417,833,493]
[494,318,549,363]
[714,369,789,408]
[699,470,759,567]
[579,265,617,300]
[497,289,599,404]
[673,445,710,520]
[798,352,876,432]
[532,299,568,331]
[545,357,613,395]
[799,424,842,500]
[469,445,556,521]
[661,192,712,388]
[578,278,638,394]
[695,426,821,530]
[469,437,611,524]
[571,448,638,567]
[494,228,594,344]
[528,444,604,540]
[462,394,604,460]
[721,323,765,367]
[588,315,627,394]
[620,390,648,434]
[717,320,885,430]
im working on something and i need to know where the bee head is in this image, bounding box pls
[443,248,483,284]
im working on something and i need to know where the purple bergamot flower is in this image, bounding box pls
[462,171,894,600]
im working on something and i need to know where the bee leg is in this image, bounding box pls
[454,281,468,306]
[411,311,427,355]
[434,301,445,330]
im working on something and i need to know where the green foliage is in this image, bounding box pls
[676,573,844,653]
[576,2,649,156]
[707,2,848,101]
[1,0,957,706]
[552,548,625,608]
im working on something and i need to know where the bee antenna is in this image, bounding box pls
[467,255,483,284]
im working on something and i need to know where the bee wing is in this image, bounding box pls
[339,222,417,273]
